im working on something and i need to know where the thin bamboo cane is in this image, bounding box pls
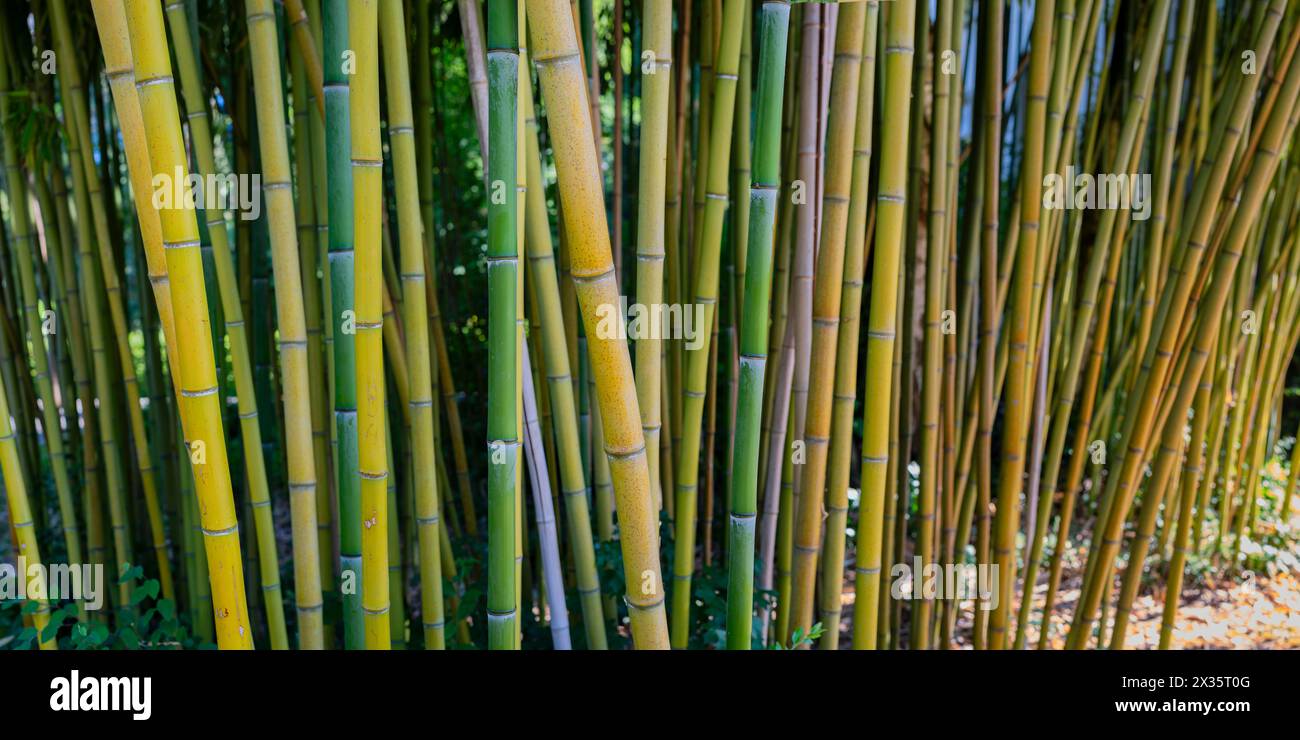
[973,0,1002,650]
[288,6,337,611]
[52,15,129,613]
[284,0,326,119]
[915,0,953,650]
[1159,339,1215,649]
[461,0,491,164]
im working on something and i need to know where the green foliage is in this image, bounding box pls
[1,564,212,650]
[655,510,776,649]
[769,622,825,650]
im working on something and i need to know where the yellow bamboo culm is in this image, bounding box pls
[123,0,252,649]
[379,0,445,648]
[527,0,670,649]
[245,0,325,649]
[350,0,392,650]
[89,0,190,619]
[158,0,290,648]
[789,1,867,640]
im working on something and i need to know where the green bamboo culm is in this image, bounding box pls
[725,0,792,651]
[487,0,520,650]
[670,0,747,648]
[324,0,364,649]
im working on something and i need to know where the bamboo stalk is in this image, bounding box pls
[487,0,520,649]
[852,0,914,650]
[124,0,253,649]
[527,0,670,649]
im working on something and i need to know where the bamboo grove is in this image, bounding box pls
[0,0,1298,651]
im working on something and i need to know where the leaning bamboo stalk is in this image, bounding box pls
[1069,0,1285,647]
[148,0,289,647]
[521,54,607,648]
[1101,28,1300,649]
[460,0,491,164]
[1160,340,1215,649]
[528,0,669,649]
[90,0,193,610]
[124,0,253,648]
[284,0,325,119]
